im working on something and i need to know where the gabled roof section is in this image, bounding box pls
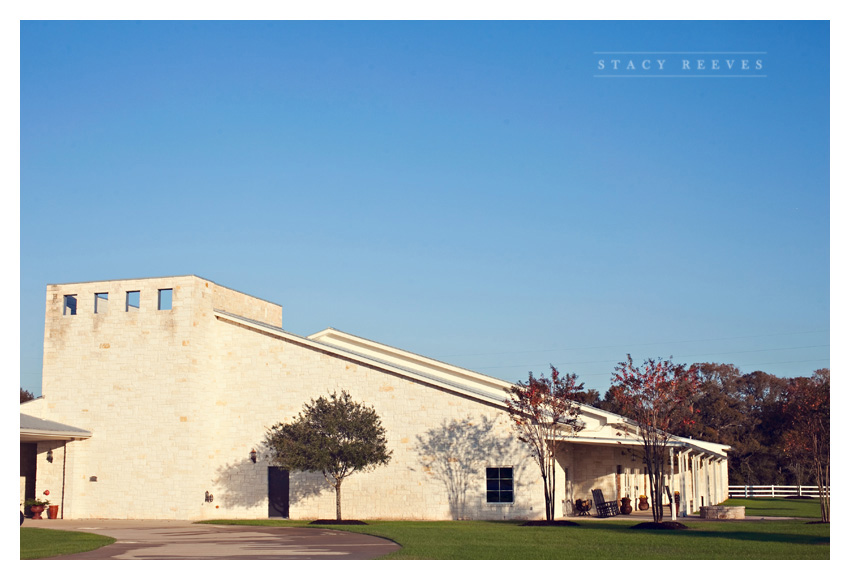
[20,413,92,442]
[214,311,510,407]
[214,310,727,458]
[307,328,649,426]
[308,327,514,401]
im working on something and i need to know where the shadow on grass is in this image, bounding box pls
[572,519,828,546]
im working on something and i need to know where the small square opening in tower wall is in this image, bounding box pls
[126,291,140,311]
[95,293,108,314]
[158,288,172,310]
[63,295,77,316]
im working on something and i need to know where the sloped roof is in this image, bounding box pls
[20,413,92,442]
[214,310,727,458]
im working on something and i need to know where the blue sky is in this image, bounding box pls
[19,21,830,396]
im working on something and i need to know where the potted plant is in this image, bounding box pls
[620,496,633,515]
[24,498,50,519]
[637,494,649,511]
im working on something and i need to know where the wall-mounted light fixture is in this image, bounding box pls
[205,491,214,503]
[46,450,54,463]
[250,449,257,463]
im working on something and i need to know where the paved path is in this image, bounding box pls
[24,519,400,560]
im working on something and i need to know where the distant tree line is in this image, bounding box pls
[574,363,829,487]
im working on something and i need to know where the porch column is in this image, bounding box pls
[707,458,713,505]
[711,458,716,504]
[693,453,704,509]
[680,450,689,516]
[693,453,700,510]
[690,452,700,514]
[706,457,714,505]
[669,448,677,521]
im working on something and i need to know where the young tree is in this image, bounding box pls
[781,369,829,522]
[610,355,698,523]
[265,391,392,521]
[505,365,584,521]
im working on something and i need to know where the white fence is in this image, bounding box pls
[728,485,828,498]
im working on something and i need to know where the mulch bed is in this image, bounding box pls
[520,520,580,527]
[309,519,367,525]
[631,521,689,530]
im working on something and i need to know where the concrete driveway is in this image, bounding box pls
[23,519,400,560]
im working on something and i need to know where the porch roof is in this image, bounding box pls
[20,413,92,442]
[554,434,728,459]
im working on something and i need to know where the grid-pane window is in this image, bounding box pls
[486,467,514,503]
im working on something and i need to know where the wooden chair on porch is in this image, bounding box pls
[591,489,620,517]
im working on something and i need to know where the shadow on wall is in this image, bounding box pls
[213,451,326,511]
[413,414,521,520]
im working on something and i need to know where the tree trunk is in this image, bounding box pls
[335,480,342,521]
[646,445,665,523]
[814,436,829,523]
[547,453,554,521]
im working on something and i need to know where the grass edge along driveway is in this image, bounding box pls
[20,528,116,560]
[197,517,828,559]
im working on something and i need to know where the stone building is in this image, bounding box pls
[20,275,729,520]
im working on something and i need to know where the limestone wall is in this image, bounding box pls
[37,276,281,519]
[201,315,541,521]
[34,274,725,520]
[36,275,543,520]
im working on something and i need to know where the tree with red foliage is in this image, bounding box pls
[610,355,699,523]
[781,369,829,522]
[505,366,584,521]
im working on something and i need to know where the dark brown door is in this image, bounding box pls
[268,467,289,518]
[20,443,37,517]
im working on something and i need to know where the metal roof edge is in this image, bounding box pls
[214,311,727,454]
[213,310,509,408]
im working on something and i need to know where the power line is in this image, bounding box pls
[566,358,830,380]
[436,329,829,359]
[472,344,829,371]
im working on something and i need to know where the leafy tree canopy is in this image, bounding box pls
[506,365,584,521]
[265,390,392,520]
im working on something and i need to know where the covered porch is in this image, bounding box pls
[553,436,729,518]
[20,413,92,519]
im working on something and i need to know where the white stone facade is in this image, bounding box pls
[24,275,729,520]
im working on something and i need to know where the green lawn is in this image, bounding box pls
[199,508,829,559]
[722,497,826,519]
[20,528,116,560]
